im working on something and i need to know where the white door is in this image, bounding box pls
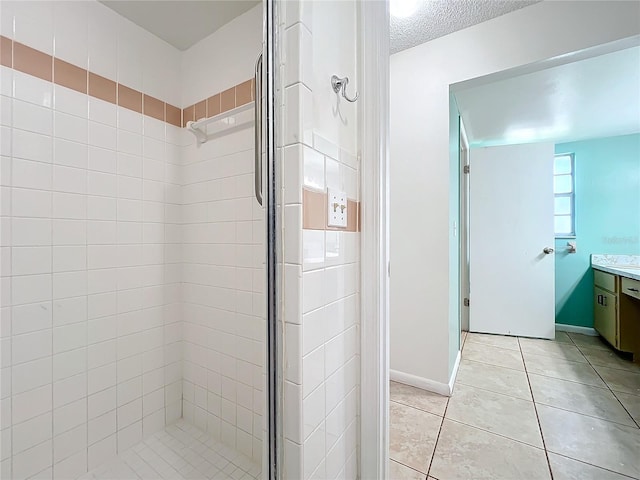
[469,143,555,339]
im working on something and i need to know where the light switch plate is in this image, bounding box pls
[327,188,347,228]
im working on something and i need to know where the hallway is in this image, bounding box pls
[390,332,640,479]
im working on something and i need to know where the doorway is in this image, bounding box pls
[453,43,640,341]
[459,119,470,337]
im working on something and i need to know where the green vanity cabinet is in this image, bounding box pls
[594,271,619,348]
[593,269,640,360]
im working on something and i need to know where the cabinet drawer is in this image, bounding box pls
[594,270,617,292]
[621,277,640,301]
[594,286,618,348]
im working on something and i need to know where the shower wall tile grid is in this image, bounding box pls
[0,73,184,480]
[179,127,266,464]
[0,10,185,477]
[0,34,256,131]
[176,4,265,464]
[281,2,361,479]
[0,1,263,478]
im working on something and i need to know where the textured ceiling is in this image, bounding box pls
[100,0,260,51]
[391,0,541,54]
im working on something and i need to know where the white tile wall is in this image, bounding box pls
[176,8,267,467]
[281,1,361,479]
[0,1,184,478]
[180,127,265,464]
[0,0,326,478]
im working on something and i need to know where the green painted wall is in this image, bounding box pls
[555,133,640,327]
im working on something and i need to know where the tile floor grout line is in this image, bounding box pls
[520,369,612,390]
[522,350,598,366]
[459,356,528,373]
[132,446,177,479]
[388,398,445,418]
[565,332,579,347]
[518,337,555,480]
[424,394,450,479]
[464,339,522,351]
[570,334,640,426]
[571,340,640,429]
[548,451,639,480]
[389,384,448,479]
[453,379,534,402]
[441,417,549,451]
[453,378,538,402]
[584,351,640,430]
[533,400,639,429]
[389,458,431,478]
[609,389,640,429]
[582,359,640,375]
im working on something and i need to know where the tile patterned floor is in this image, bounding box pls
[80,420,261,480]
[390,331,640,479]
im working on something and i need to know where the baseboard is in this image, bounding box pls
[389,369,452,397]
[448,350,461,395]
[555,323,599,336]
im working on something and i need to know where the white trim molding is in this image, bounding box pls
[555,323,599,337]
[359,0,390,479]
[390,349,462,397]
[448,350,461,394]
[390,370,451,397]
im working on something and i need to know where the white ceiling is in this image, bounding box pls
[103,0,538,55]
[390,0,540,55]
[454,46,640,147]
[100,0,260,51]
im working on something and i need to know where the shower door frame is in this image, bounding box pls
[263,1,283,479]
[262,1,391,477]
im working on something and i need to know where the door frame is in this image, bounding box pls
[359,1,390,478]
[459,119,470,336]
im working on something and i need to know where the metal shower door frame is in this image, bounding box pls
[263,0,282,478]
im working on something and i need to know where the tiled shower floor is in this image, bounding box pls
[80,421,261,480]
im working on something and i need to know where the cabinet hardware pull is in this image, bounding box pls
[602,295,607,307]
[628,288,639,292]
[597,294,602,305]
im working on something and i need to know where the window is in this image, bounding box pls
[554,153,575,237]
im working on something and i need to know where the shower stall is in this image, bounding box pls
[1,0,368,478]
[0,0,282,478]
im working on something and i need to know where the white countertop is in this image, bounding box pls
[592,264,640,282]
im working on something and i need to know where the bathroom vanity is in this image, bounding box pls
[592,255,640,362]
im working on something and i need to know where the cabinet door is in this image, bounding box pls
[594,286,618,348]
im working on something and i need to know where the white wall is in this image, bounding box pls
[180,4,263,108]
[390,1,640,387]
[0,2,183,478]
